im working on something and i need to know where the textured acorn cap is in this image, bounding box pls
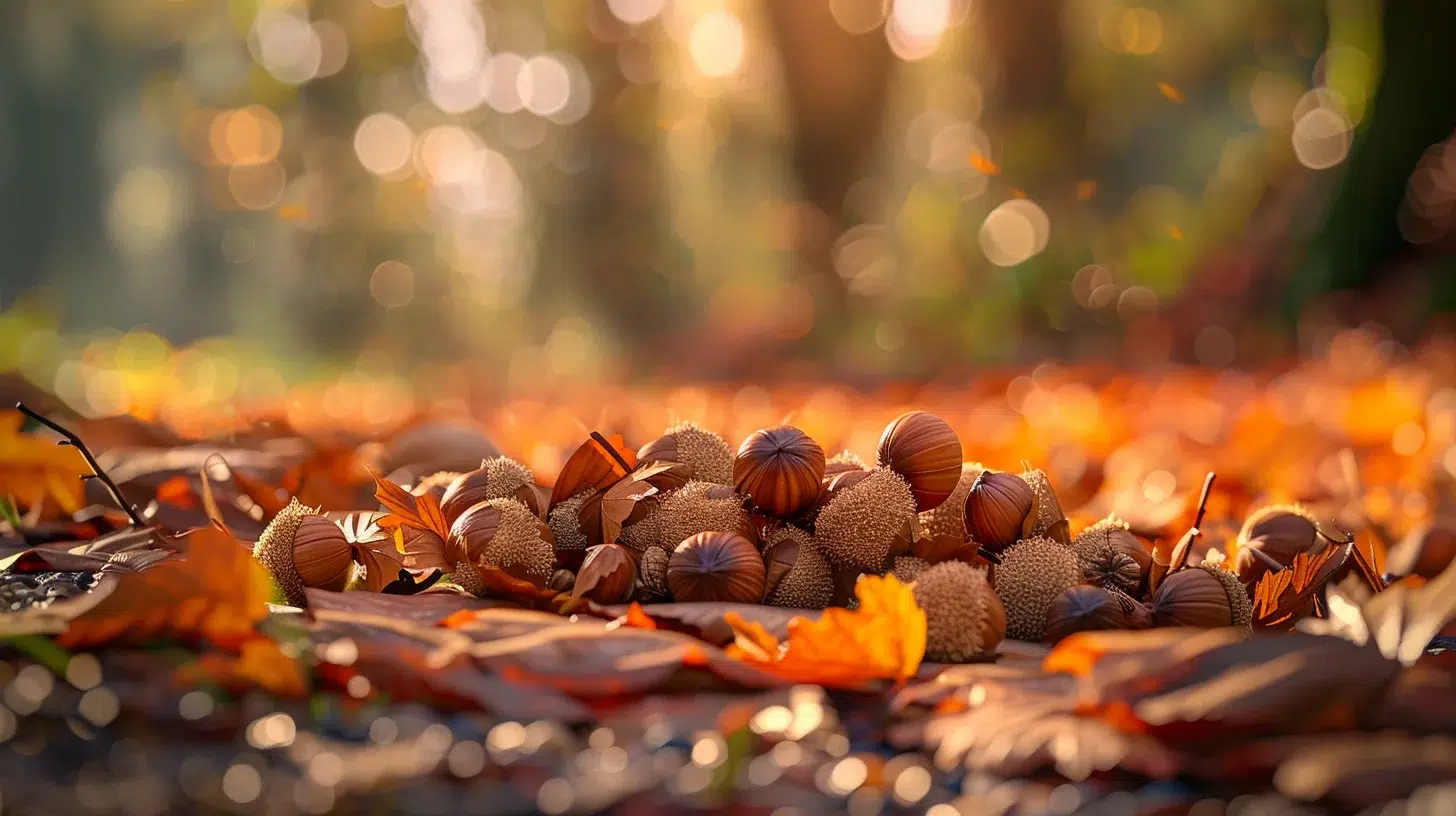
[452,560,488,597]
[816,467,917,572]
[662,421,735,485]
[1200,563,1253,630]
[918,463,985,547]
[762,526,834,609]
[441,456,537,523]
[461,498,556,585]
[618,499,663,553]
[252,498,317,607]
[1071,514,1147,593]
[1020,467,1069,543]
[657,481,754,551]
[913,561,1006,662]
[995,536,1082,642]
[548,488,596,555]
[638,545,671,601]
[891,556,931,584]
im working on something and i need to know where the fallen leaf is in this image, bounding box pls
[0,409,89,515]
[549,433,637,510]
[175,638,306,697]
[352,528,407,592]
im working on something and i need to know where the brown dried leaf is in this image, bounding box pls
[352,528,407,592]
[1253,542,1350,629]
[549,433,637,510]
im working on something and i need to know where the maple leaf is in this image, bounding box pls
[58,525,271,651]
[0,410,90,515]
[722,574,925,688]
[371,469,451,541]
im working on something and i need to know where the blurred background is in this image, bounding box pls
[2,0,1455,420]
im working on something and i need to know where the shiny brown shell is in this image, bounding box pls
[1044,585,1133,643]
[876,411,964,512]
[292,515,353,592]
[1151,568,1235,628]
[667,531,767,603]
[733,426,825,519]
[965,471,1034,553]
[1234,505,1322,585]
[573,543,636,604]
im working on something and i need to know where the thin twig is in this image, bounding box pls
[590,430,634,473]
[1193,472,1216,530]
[15,402,146,527]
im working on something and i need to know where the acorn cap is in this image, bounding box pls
[1201,563,1253,630]
[913,561,1006,662]
[548,488,596,570]
[253,498,329,606]
[450,498,556,587]
[657,481,755,551]
[762,525,834,609]
[890,555,931,584]
[638,421,734,485]
[916,462,985,562]
[815,467,918,572]
[994,535,1082,642]
[440,456,538,524]
[1071,514,1148,594]
[1020,467,1070,545]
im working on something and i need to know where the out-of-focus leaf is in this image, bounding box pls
[596,602,810,646]
[174,638,306,697]
[1273,733,1456,811]
[58,526,270,650]
[0,409,89,515]
[722,574,925,688]
[0,525,166,573]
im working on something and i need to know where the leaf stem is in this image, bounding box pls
[15,403,146,527]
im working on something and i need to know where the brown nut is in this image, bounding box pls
[573,543,636,604]
[1151,565,1252,629]
[965,471,1034,553]
[292,515,353,592]
[877,411,963,512]
[637,421,734,486]
[548,569,576,593]
[1044,585,1133,643]
[734,426,825,519]
[449,499,556,587]
[1072,515,1149,594]
[1233,505,1322,585]
[667,531,766,603]
[637,546,671,602]
[439,457,538,525]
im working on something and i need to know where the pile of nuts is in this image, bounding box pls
[253,411,1447,663]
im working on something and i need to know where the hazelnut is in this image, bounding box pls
[1233,505,1323,585]
[668,531,766,603]
[440,457,540,524]
[253,499,355,606]
[549,569,576,593]
[877,411,963,512]
[965,471,1034,553]
[1151,565,1252,629]
[637,421,734,485]
[638,546,671,602]
[733,426,825,519]
[449,499,556,587]
[573,543,637,603]
[1044,586,1136,643]
[1071,514,1150,594]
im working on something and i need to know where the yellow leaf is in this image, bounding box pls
[0,410,90,514]
[724,574,925,688]
[176,638,306,697]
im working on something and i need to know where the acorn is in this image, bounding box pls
[638,546,671,602]
[1044,585,1139,643]
[877,411,963,512]
[913,561,1006,662]
[253,499,355,606]
[965,471,1035,554]
[1234,505,1325,586]
[637,421,734,485]
[573,543,636,604]
[412,470,462,503]
[1020,466,1070,545]
[440,457,539,524]
[549,569,576,593]
[1151,564,1253,630]
[668,531,766,603]
[449,498,556,587]
[915,462,986,563]
[994,536,1081,642]
[815,467,918,572]
[548,488,596,571]
[890,555,931,583]
[824,450,868,477]
[762,525,834,609]
[657,481,757,551]
[1385,522,1456,579]
[734,426,825,519]
[1071,514,1150,594]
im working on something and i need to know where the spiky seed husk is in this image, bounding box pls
[918,463,985,548]
[657,481,753,551]
[891,556,931,584]
[1071,514,1147,593]
[441,456,538,523]
[762,526,834,609]
[664,421,734,485]
[471,498,555,585]
[253,498,316,606]
[483,455,534,499]
[914,561,1005,662]
[453,560,487,596]
[619,499,663,553]
[1200,563,1253,630]
[995,536,1082,642]
[816,467,917,572]
[1021,467,1069,543]
[638,545,671,601]
[548,488,596,555]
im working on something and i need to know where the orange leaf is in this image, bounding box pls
[722,574,924,688]
[968,151,1001,175]
[1157,82,1185,103]
[549,433,637,509]
[370,469,450,540]
[228,467,290,521]
[1169,225,1184,240]
[622,602,657,630]
[59,526,270,650]
[0,410,89,515]
[175,638,306,697]
[156,475,198,509]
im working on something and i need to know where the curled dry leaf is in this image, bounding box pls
[572,543,636,603]
[352,527,408,592]
[722,573,925,688]
[549,432,637,510]
[578,459,691,546]
[1252,541,1351,629]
